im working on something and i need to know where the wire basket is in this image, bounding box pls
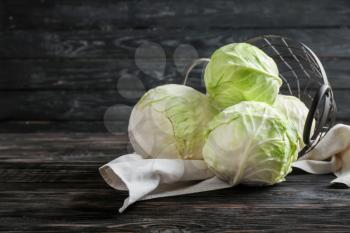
[184,35,336,156]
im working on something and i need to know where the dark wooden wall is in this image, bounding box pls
[1,0,350,133]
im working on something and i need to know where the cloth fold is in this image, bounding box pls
[99,154,230,212]
[293,124,350,186]
[99,124,350,212]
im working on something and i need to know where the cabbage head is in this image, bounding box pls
[273,94,313,149]
[202,101,299,186]
[128,84,217,160]
[204,43,282,110]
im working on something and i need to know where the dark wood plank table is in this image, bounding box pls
[2,1,350,232]
[1,133,349,232]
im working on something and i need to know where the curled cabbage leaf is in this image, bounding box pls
[128,84,217,160]
[203,101,299,186]
[273,94,313,149]
[204,43,282,110]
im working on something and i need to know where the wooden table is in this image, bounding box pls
[2,2,350,231]
[1,133,350,232]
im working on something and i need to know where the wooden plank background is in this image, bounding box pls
[1,0,350,133]
[0,133,350,232]
[2,1,350,232]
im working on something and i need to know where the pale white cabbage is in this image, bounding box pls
[273,94,313,149]
[128,84,217,160]
[203,101,299,186]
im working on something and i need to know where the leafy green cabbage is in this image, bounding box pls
[203,101,299,186]
[273,94,313,149]
[204,43,282,110]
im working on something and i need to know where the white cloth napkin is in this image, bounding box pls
[99,123,350,212]
[99,154,230,212]
[293,123,350,186]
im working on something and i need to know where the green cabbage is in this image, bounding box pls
[128,84,217,160]
[202,101,299,186]
[204,43,282,110]
[273,94,313,149]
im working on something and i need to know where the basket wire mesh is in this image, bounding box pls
[184,35,336,156]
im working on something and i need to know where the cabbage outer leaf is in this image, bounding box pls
[129,84,217,159]
[205,43,282,110]
[273,94,314,150]
[203,101,299,186]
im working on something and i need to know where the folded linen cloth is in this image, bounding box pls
[293,124,350,186]
[99,124,350,212]
[99,153,230,212]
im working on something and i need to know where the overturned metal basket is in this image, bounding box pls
[184,35,336,156]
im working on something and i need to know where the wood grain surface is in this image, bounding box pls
[1,133,350,232]
[2,1,350,232]
[1,0,350,133]
[2,29,350,59]
[2,0,350,30]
